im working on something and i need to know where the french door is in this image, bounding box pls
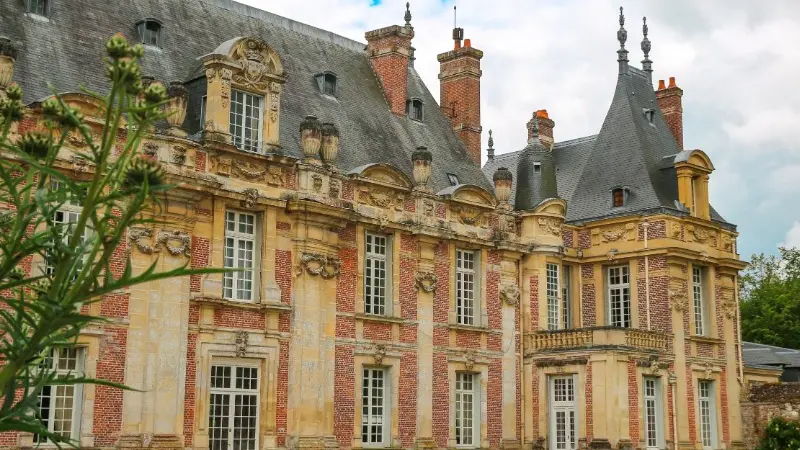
[549,376,577,450]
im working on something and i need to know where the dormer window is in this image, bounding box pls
[137,19,163,47]
[447,173,460,186]
[25,0,49,17]
[643,108,656,125]
[407,98,424,122]
[611,187,630,208]
[314,72,338,97]
[533,162,541,173]
[229,89,263,154]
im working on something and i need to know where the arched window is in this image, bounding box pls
[137,19,163,47]
[407,98,423,122]
[314,72,338,97]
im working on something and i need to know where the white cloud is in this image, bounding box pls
[781,222,800,249]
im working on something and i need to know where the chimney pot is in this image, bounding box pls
[668,76,676,88]
[464,39,471,48]
[657,79,666,90]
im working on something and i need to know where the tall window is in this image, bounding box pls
[46,181,89,277]
[223,211,257,302]
[362,368,387,446]
[607,265,631,327]
[456,250,477,326]
[546,264,560,330]
[229,90,263,153]
[365,233,389,316]
[209,364,259,450]
[549,376,577,450]
[455,372,479,447]
[698,380,717,450]
[25,0,49,16]
[643,377,663,450]
[692,267,706,336]
[34,348,84,444]
[562,266,572,329]
[407,99,423,122]
[137,20,162,47]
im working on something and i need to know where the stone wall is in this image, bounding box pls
[741,383,800,449]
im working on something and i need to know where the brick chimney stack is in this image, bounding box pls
[438,29,483,166]
[656,76,684,149]
[365,12,414,117]
[527,110,555,149]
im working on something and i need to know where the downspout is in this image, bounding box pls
[643,221,651,330]
[669,372,679,449]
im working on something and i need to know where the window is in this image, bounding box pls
[314,72,338,97]
[223,211,258,301]
[209,364,259,450]
[25,0,49,17]
[698,380,717,449]
[612,188,625,207]
[546,263,560,330]
[533,162,541,173]
[447,173,460,186]
[137,19,163,47]
[362,368,388,446]
[643,108,656,125]
[46,181,89,278]
[407,99,423,122]
[365,233,390,316]
[562,266,572,329]
[455,372,479,447]
[456,249,478,326]
[643,377,664,450]
[607,265,631,327]
[34,348,84,444]
[229,89,263,153]
[692,266,707,336]
[549,376,577,450]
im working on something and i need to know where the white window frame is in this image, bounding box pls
[456,249,479,326]
[46,182,90,278]
[562,265,572,329]
[364,232,391,316]
[698,380,718,450]
[208,362,260,450]
[229,89,264,154]
[643,377,664,450]
[455,372,480,448]
[546,263,560,330]
[223,211,260,302]
[549,375,577,450]
[34,347,85,445]
[607,265,631,328]
[692,266,707,336]
[361,367,389,447]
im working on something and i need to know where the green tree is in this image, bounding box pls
[756,416,800,450]
[0,34,225,444]
[740,247,800,349]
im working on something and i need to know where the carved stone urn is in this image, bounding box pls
[300,115,322,160]
[165,81,188,137]
[0,37,18,91]
[412,146,432,189]
[320,122,339,164]
[493,166,513,206]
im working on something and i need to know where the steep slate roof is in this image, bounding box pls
[482,64,732,227]
[743,341,800,369]
[1,0,492,194]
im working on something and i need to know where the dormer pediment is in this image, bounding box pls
[348,163,413,190]
[437,184,495,209]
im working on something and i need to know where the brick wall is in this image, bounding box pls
[213,306,265,330]
[434,243,450,324]
[276,249,293,333]
[400,234,418,321]
[627,360,639,444]
[276,340,289,447]
[488,358,502,448]
[486,251,501,330]
[656,79,684,149]
[586,362,593,441]
[637,255,671,334]
[182,332,198,446]
[363,321,392,341]
[190,236,210,292]
[581,264,596,327]
[741,383,800,449]
[432,352,449,447]
[194,151,206,172]
[531,367,539,438]
[366,30,411,116]
[100,293,129,319]
[399,352,418,447]
[93,326,127,446]
[529,275,539,329]
[334,344,355,448]
[438,48,482,165]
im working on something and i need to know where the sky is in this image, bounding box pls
[242,0,800,258]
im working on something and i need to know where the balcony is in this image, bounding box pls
[524,327,670,355]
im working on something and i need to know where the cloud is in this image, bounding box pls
[781,222,800,249]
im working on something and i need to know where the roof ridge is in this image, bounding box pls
[553,134,598,148]
[199,0,367,53]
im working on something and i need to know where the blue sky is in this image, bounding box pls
[245,0,800,258]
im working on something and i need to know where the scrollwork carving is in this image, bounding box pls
[688,225,716,244]
[669,289,688,311]
[171,145,187,165]
[537,217,562,236]
[593,223,636,244]
[500,283,520,306]
[232,160,267,180]
[128,228,190,257]
[241,188,260,209]
[129,228,156,254]
[464,351,476,371]
[231,38,282,92]
[298,253,341,279]
[267,165,283,186]
[235,330,249,357]
[373,344,386,365]
[415,272,437,293]
[453,205,484,226]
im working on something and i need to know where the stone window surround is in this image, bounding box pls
[446,356,489,449]
[357,226,400,321]
[451,246,486,328]
[352,350,401,449]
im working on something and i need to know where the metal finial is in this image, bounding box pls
[404,2,412,26]
[487,129,495,160]
[641,17,651,57]
[488,129,494,149]
[617,6,627,48]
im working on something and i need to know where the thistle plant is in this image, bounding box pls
[0,34,225,444]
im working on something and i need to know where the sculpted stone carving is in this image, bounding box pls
[464,351,476,371]
[537,217,562,236]
[669,288,688,311]
[128,228,191,258]
[241,188,260,209]
[171,145,187,165]
[415,272,438,293]
[594,223,636,243]
[231,38,282,91]
[373,344,386,365]
[669,221,682,239]
[360,188,404,211]
[311,175,323,193]
[721,233,734,252]
[71,155,89,173]
[500,283,520,306]
[702,362,716,380]
[298,252,341,279]
[267,165,283,187]
[422,200,434,216]
[220,68,232,108]
[235,330,249,357]
[719,287,737,318]
[67,132,88,148]
[210,156,232,177]
[688,225,716,244]
[453,205,484,226]
[142,142,158,160]
[232,159,267,180]
[329,179,341,199]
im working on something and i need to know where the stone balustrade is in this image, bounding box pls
[524,327,670,355]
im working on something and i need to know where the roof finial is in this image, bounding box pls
[487,129,495,160]
[617,6,629,74]
[404,2,412,27]
[641,16,653,82]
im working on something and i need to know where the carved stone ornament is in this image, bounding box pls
[361,188,404,210]
[595,223,636,243]
[669,221,682,239]
[373,344,387,365]
[422,200,435,216]
[719,287,737,318]
[267,165,284,187]
[669,289,688,311]
[500,283,520,306]
[129,228,157,254]
[210,155,232,177]
[241,188,260,209]
[721,233,734,252]
[464,351,476,372]
[453,205,484,226]
[503,215,517,234]
[329,179,341,199]
[688,225,716,244]
[311,175,323,193]
[171,145,187,165]
[702,362,716,380]
[220,68,232,108]
[128,228,191,258]
[298,252,341,279]
[142,142,158,159]
[231,38,282,91]
[235,330,249,357]
[67,132,88,148]
[232,159,267,180]
[537,217,562,236]
[415,271,438,293]
[72,155,90,173]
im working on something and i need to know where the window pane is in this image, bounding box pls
[547,264,559,330]
[693,267,705,335]
[608,265,630,327]
[229,90,263,153]
[362,368,386,444]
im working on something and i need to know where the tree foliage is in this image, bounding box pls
[0,34,225,444]
[756,416,800,450]
[740,247,800,349]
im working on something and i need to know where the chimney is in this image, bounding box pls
[526,110,555,148]
[438,28,483,166]
[656,76,684,149]
[365,5,414,116]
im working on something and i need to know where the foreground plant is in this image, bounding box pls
[0,34,224,444]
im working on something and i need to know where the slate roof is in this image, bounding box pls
[1,0,492,194]
[482,64,733,228]
[743,341,800,369]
